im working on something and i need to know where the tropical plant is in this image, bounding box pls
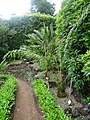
[27,23,56,86]
[55,38,67,97]
[0,49,23,71]
[2,49,23,62]
[0,60,8,71]
[56,0,90,93]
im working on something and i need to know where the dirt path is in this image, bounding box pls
[13,79,43,120]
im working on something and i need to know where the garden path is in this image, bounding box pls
[13,79,43,120]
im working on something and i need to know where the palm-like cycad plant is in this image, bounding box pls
[27,23,56,86]
[28,24,55,54]
[27,24,67,96]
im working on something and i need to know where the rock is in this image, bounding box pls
[26,62,30,64]
[72,108,80,117]
[87,103,90,109]
[81,100,87,106]
[80,104,90,116]
[64,107,72,115]
[31,62,40,71]
[68,99,72,106]
[23,59,27,62]
[72,103,90,116]
[84,103,90,113]
[74,92,83,103]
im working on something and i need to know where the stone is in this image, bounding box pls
[87,103,90,109]
[32,62,40,71]
[26,62,30,64]
[23,59,27,62]
[79,107,89,116]
[68,99,72,106]
[84,103,90,113]
[72,108,80,117]
[64,107,72,115]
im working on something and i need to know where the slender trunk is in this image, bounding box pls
[59,68,63,83]
[45,65,49,89]
[57,61,67,97]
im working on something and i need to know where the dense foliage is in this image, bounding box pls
[56,0,90,94]
[33,79,71,120]
[0,19,9,60]
[0,74,17,120]
[0,13,55,61]
[9,13,55,34]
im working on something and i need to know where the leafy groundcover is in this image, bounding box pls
[33,79,71,120]
[0,74,17,120]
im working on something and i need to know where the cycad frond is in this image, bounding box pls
[34,30,43,40]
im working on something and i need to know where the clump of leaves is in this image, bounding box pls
[83,97,90,103]
[0,74,17,120]
[81,50,90,78]
[0,49,23,70]
[3,49,23,62]
[33,79,71,120]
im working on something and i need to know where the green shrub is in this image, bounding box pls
[56,0,90,92]
[33,79,71,120]
[0,74,17,120]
